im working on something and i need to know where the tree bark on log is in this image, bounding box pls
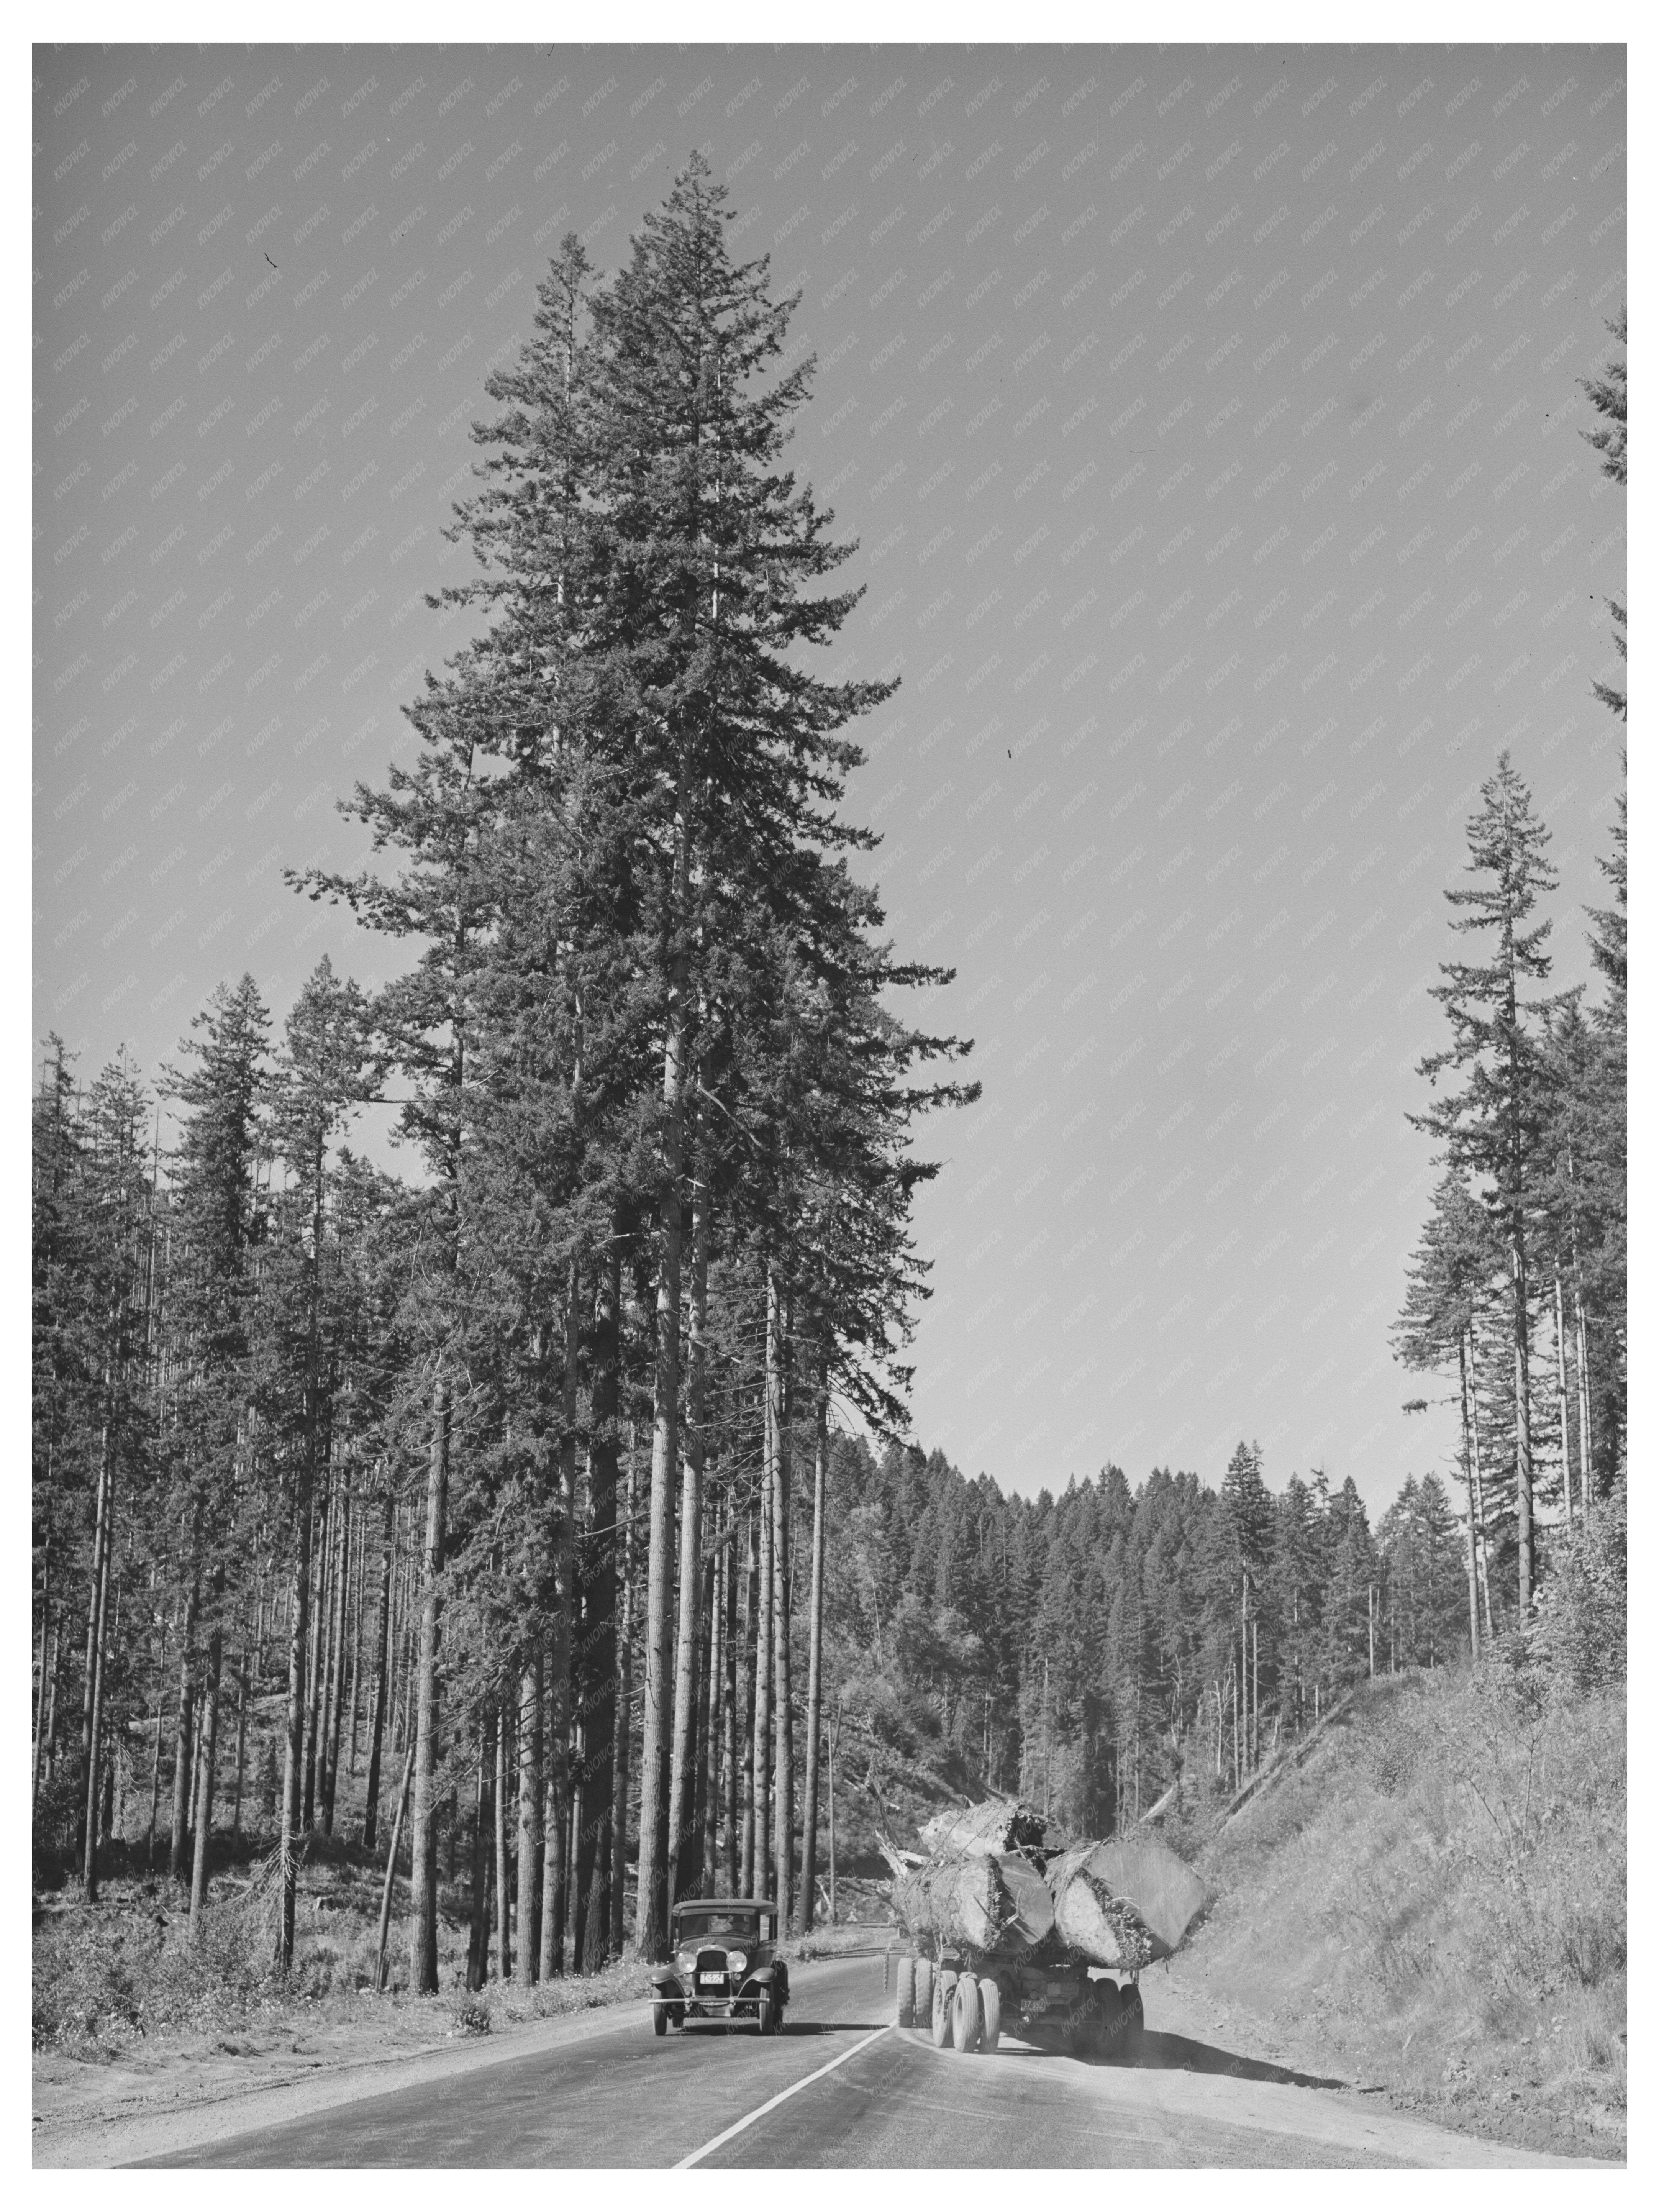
[887,1847,1052,1956]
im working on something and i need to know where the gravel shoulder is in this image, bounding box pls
[33,1989,656,2168]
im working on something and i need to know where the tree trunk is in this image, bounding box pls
[303,1470,329,1832]
[230,1646,249,1848]
[544,1253,579,1978]
[701,1519,724,1899]
[467,1710,492,1990]
[46,1604,64,1784]
[408,1378,449,1996]
[170,1572,199,1887]
[362,1487,395,1850]
[579,1240,621,1970]
[635,799,690,1963]
[146,1640,165,1870]
[346,1496,366,1778]
[827,1707,837,1924]
[797,1372,829,1935]
[667,1187,710,1915]
[374,1740,415,1995]
[769,1274,793,1923]
[721,1502,739,1897]
[33,1564,51,1808]
[494,1692,513,1982]
[1467,1339,1496,1638]
[752,1444,774,1904]
[516,1654,543,1986]
[189,1613,223,1934]
[690,1547,716,1898]
[1575,1289,1594,1520]
[80,1430,114,1897]
[322,1485,351,1832]
[1553,1268,1574,1529]
[609,1421,637,1960]
[277,1470,311,1971]
[1511,1238,1534,1612]
[1457,1330,1482,1659]
[739,1497,759,1896]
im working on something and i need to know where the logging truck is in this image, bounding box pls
[882,1799,1205,2057]
[892,1941,1144,2058]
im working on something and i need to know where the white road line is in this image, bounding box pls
[671,2024,894,2169]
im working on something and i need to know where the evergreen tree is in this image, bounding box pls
[1411,755,1565,1614]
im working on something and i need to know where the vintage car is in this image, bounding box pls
[651,1897,790,2036]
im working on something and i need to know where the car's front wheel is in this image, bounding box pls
[756,1990,776,2037]
[653,2002,669,2037]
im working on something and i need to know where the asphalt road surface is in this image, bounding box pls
[135,1951,1581,2169]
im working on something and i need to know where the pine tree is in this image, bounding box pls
[266,959,374,1970]
[1411,755,1565,1614]
[1580,309,1628,722]
[1395,1169,1505,1655]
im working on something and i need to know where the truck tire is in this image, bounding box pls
[953,1972,982,2055]
[1120,1981,1144,2047]
[914,1957,934,2027]
[653,2002,669,2037]
[980,1978,1002,2054]
[896,1955,916,2028]
[931,1968,957,2048]
[1093,1979,1124,2060]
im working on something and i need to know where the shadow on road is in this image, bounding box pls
[984,2028,1347,2091]
[674,2022,891,2039]
[1122,2028,1348,2090]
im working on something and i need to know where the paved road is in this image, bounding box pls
[136,1952,1584,2169]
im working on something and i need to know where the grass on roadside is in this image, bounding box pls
[1179,1660,1625,2150]
[32,1841,654,2066]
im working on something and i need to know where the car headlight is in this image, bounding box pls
[675,1948,697,1972]
[726,1949,748,1975]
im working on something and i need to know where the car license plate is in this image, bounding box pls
[699,1972,725,1986]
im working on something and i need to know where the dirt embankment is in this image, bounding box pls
[1159,1668,1626,2164]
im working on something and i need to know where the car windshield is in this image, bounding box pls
[674,1911,761,1944]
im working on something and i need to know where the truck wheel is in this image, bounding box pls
[980,1978,1002,2054]
[1120,1982,1144,2047]
[953,1972,982,2055]
[1093,1980,1124,2059]
[653,2002,669,2037]
[895,1955,916,2028]
[914,1958,934,2027]
[931,1968,957,2048]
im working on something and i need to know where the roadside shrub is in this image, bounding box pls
[1530,1478,1627,1693]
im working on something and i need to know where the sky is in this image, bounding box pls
[32,40,1627,1515]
